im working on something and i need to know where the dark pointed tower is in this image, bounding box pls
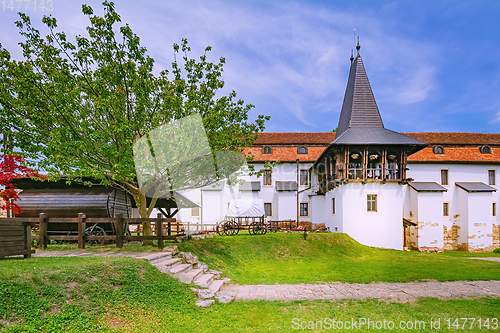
[313,40,426,193]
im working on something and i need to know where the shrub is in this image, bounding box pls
[493,248,500,254]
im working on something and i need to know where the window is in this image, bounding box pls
[489,170,496,185]
[299,169,310,186]
[480,146,492,154]
[263,169,272,186]
[367,194,377,212]
[300,202,309,217]
[191,207,200,217]
[433,146,444,154]
[493,203,497,217]
[441,169,449,186]
[332,198,336,215]
[264,202,272,217]
[262,146,272,154]
[297,146,308,154]
[443,202,449,217]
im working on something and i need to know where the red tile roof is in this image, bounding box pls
[245,132,500,163]
[253,132,336,145]
[408,147,500,163]
[402,132,500,146]
[244,146,326,162]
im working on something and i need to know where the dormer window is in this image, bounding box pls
[262,146,272,154]
[433,146,444,154]
[480,146,491,154]
[297,146,308,154]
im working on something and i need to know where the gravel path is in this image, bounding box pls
[220,280,500,302]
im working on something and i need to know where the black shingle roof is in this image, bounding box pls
[336,55,384,137]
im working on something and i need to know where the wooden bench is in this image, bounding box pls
[0,219,35,258]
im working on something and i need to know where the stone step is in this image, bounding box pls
[176,268,204,284]
[139,252,172,262]
[194,273,214,288]
[154,258,182,268]
[169,263,192,274]
[208,279,225,293]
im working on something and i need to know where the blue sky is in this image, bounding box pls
[1,0,500,134]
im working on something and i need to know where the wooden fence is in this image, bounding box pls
[1,213,186,250]
[0,219,35,258]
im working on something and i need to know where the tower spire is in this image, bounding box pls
[356,36,360,56]
[350,49,354,62]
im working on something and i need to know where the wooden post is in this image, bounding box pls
[156,213,163,249]
[115,214,123,248]
[77,213,86,249]
[167,220,171,236]
[39,213,48,249]
[24,223,32,258]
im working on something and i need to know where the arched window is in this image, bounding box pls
[262,146,272,154]
[297,146,308,154]
[480,146,491,154]
[433,146,444,154]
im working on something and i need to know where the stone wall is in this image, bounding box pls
[493,224,500,249]
[443,225,459,250]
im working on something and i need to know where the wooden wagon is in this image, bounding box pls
[216,199,273,236]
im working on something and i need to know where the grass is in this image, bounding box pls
[1,256,500,332]
[177,232,500,284]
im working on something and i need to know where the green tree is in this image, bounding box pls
[0,1,269,235]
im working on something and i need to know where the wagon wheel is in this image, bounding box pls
[249,222,267,235]
[216,222,225,236]
[223,221,239,236]
[85,225,107,246]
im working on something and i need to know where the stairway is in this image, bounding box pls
[138,250,234,307]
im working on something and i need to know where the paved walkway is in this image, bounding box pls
[220,280,500,302]
[469,257,500,262]
[32,250,500,302]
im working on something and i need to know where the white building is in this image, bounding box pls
[171,43,499,252]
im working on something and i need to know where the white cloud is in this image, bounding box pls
[491,110,500,124]
[0,0,440,130]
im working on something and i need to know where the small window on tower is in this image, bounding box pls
[433,146,445,154]
[367,194,377,212]
[493,203,497,217]
[480,146,491,154]
[263,146,272,154]
[297,146,308,154]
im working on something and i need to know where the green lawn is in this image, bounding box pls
[1,256,499,332]
[177,232,500,284]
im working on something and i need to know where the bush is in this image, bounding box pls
[494,248,500,254]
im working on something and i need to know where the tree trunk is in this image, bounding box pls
[127,184,161,246]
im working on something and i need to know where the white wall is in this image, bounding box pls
[321,182,404,250]
[407,163,499,251]
[408,190,445,250]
